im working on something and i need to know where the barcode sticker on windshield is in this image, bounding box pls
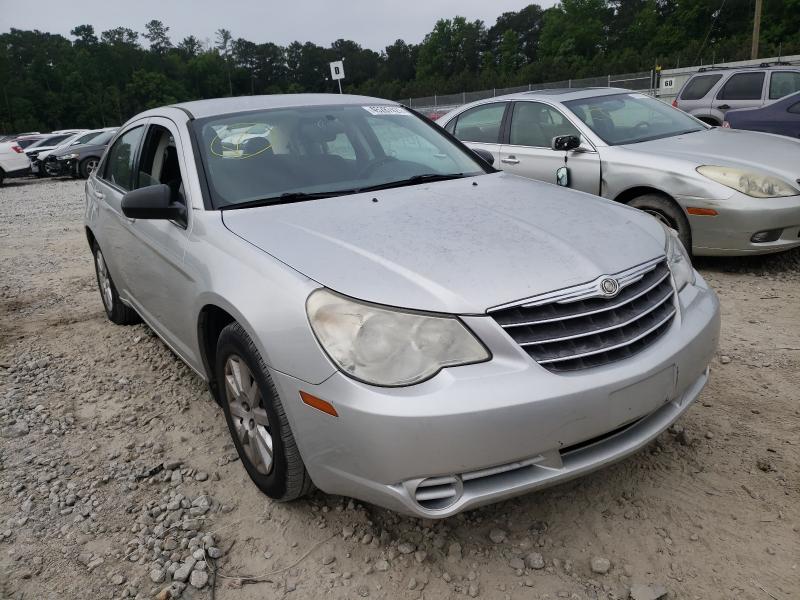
[363,105,409,116]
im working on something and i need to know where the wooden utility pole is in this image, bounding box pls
[751,0,762,60]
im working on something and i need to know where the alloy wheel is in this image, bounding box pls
[95,249,114,311]
[224,355,274,474]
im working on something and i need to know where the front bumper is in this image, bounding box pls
[270,277,720,517]
[683,192,800,256]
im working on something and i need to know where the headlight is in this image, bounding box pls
[60,153,79,160]
[662,224,695,291]
[306,289,489,387]
[697,165,799,198]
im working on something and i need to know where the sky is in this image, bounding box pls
[0,0,559,51]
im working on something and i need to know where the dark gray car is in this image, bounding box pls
[48,129,118,178]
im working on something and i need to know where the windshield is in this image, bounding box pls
[193,104,488,208]
[83,130,116,146]
[564,92,706,145]
[28,134,68,149]
[70,131,103,146]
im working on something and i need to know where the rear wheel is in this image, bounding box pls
[92,241,140,325]
[215,322,313,502]
[0,169,4,186]
[79,157,99,179]
[628,193,692,253]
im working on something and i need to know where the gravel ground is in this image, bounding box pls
[1,177,798,600]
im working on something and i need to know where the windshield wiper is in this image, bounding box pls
[355,173,467,193]
[219,190,357,210]
[218,173,468,210]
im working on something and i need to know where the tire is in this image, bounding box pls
[215,322,313,502]
[79,157,99,179]
[628,193,692,253]
[0,170,4,186]
[91,241,140,325]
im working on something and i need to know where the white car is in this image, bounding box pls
[26,132,87,175]
[0,141,31,185]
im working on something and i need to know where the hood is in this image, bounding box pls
[222,173,666,314]
[630,127,800,184]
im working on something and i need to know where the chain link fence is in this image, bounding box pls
[403,71,654,116]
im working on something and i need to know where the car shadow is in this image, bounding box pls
[693,246,800,276]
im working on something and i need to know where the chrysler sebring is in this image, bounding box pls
[84,94,720,517]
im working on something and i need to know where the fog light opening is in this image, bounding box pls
[413,475,463,511]
[750,229,783,243]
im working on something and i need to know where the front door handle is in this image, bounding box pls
[501,156,520,165]
[718,104,730,110]
[94,190,105,200]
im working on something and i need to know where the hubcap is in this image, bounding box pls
[224,355,273,474]
[87,159,98,174]
[95,250,113,311]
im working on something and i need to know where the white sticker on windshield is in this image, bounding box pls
[628,93,649,99]
[363,105,410,116]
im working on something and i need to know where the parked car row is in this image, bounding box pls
[0,127,118,185]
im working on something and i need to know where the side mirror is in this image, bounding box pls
[121,184,186,223]
[552,135,581,152]
[472,148,495,166]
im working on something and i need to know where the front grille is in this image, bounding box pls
[489,257,676,373]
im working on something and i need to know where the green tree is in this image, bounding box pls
[143,20,172,54]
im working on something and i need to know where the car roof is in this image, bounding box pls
[494,87,631,102]
[692,65,800,75]
[170,94,398,119]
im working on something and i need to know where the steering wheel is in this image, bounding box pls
[358,155,397,179]
[634,121,651,132]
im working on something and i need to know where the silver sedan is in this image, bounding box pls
[438,88,800,256]
[85,94,719,517]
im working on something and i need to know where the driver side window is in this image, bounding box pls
[136,125,185,204]
[102,126,145,191]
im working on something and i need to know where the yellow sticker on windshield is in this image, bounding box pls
[209,123,273,159]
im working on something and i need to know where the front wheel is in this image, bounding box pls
[628,193,692,254]
[79,157,99,179]
[215,322,313,502]
[92,241,140,325]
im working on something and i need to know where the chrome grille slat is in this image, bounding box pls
[499,269,671,328]
[489,258,677,373]
[518,284,674,346]
[537,308,676,364]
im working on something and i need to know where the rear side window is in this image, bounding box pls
[680,74,722,100]
[102,126,145,191]
[769,72,800,100]
[453,103,506,144]
[717,72,765,101]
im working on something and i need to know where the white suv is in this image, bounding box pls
[0,141,31,186]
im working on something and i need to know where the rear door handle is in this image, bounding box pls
[93,190,105,200]
[501,156,520,165]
